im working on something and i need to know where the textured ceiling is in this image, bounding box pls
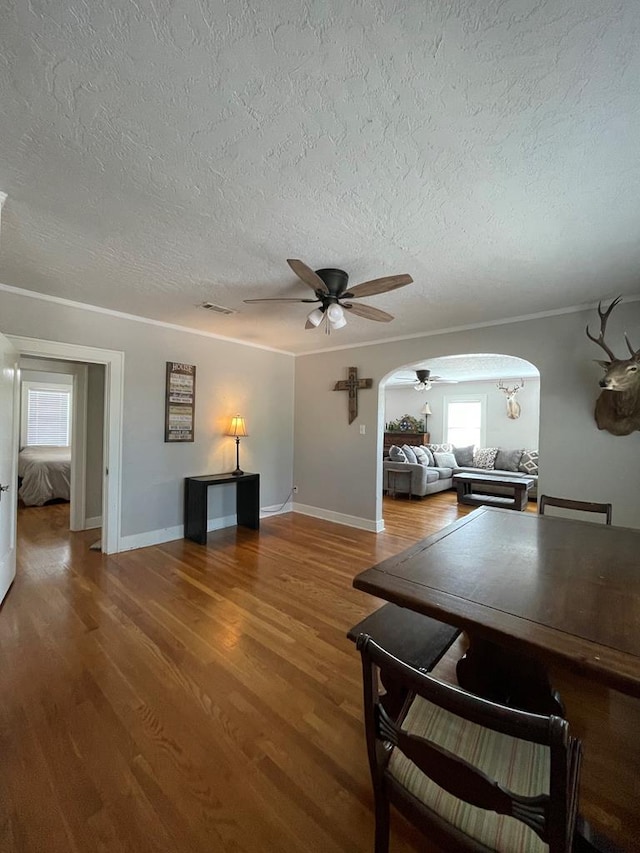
[1,1,639,354]
[387,354,540,386]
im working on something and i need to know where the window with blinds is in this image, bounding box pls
[25,387,71,446]
[444,396,486,448]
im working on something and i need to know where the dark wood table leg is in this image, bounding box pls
[236,476,260,529]
[184,480,208,544]
[456,636,565,716]
[455,480,469,504]
[514,484,528,510]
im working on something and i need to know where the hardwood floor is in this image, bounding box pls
[1,495,637,852]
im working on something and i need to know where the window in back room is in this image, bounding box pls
[444,396,485,448]
[22,383,72,447]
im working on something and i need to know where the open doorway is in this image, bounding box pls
[7,336,123,554]
[18,356,105,543]
[380,353,540,522]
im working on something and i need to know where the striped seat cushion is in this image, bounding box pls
[387,696,550,853]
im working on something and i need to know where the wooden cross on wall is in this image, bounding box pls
[333,366,373,425]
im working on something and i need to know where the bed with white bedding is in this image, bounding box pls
[18,446,71,506]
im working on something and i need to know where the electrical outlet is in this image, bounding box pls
[293,485,298,493]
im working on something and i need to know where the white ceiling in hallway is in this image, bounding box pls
[386,354,540,387]
[1,1,639,354]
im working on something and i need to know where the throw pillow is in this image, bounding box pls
[402,444,418,464]
[453,445,474,466]
[388,445,407,463]
[434,451,457,468]
[519,449,539,475]
[495,448,523,473]
[419,445,435,466]
[414,446,429,466]
[472,447,499,469]
[427,443,452,456]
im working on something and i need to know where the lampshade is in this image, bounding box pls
[307,308,324,327]
[326,303,343,322]
[226,415,248,437]
[421,403,432,416]
[325,303,345,330]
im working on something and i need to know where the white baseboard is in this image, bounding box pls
[292,502,384,533]
[118,514,237,552]
[260,501,293,517]
[84,516,102,530]
[116,503,381,553]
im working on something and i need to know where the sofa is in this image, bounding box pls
[382,443,538,500]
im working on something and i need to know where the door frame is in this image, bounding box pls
[8,336,124,554]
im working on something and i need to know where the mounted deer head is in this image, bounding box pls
[586,296,640,436]
[497,379,524,419]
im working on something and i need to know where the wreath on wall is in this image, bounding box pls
[386,414,425,433]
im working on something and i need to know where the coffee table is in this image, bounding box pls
[453,471,534,511]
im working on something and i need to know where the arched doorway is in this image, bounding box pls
[379,353,540,529]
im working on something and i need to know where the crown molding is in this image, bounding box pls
[0,282,295,357]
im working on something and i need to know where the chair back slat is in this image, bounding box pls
[378,704,550,841]
[539,494,612,524]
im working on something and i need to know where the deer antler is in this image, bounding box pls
[624,333,640,361]
[497,379,524,394]
[585,296,623,361]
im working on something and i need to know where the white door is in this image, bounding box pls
[0,332,19,603]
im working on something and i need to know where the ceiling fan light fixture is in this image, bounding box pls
[306,308,324,327]
[327,303,346,329]
[413,369,432,391]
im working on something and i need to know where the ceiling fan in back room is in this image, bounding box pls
[243,259,413,333]
[395,369,459,391]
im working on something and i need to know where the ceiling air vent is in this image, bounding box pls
[199,302,236,316]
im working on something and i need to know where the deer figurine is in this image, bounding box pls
[586,296,640,436]
[497,379,524,419]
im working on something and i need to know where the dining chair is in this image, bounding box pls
[539,495,612,525]
[357,634,583,853]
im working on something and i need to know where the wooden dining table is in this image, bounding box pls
[353,506,640,708]
[354,506,640,852]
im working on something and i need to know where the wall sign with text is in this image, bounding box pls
[165,362,196,442]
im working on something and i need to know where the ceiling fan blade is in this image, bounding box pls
[243,298,318,303]
[343,274,413,299]
[287,259,330,294]
[343,302,394,322]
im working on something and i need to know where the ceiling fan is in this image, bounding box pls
[400,369,459,390]
[243,259,413,332]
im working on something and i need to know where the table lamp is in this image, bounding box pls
[421,402,432,432]
[227,414,248,475]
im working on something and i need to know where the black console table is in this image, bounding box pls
[184,472,260,544]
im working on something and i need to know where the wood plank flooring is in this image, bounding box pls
[1,494,638,852]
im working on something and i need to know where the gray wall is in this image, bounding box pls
[2,291,295,540]
[385,377,540,450]
[294,304,640,529]
[86,363,104,521]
